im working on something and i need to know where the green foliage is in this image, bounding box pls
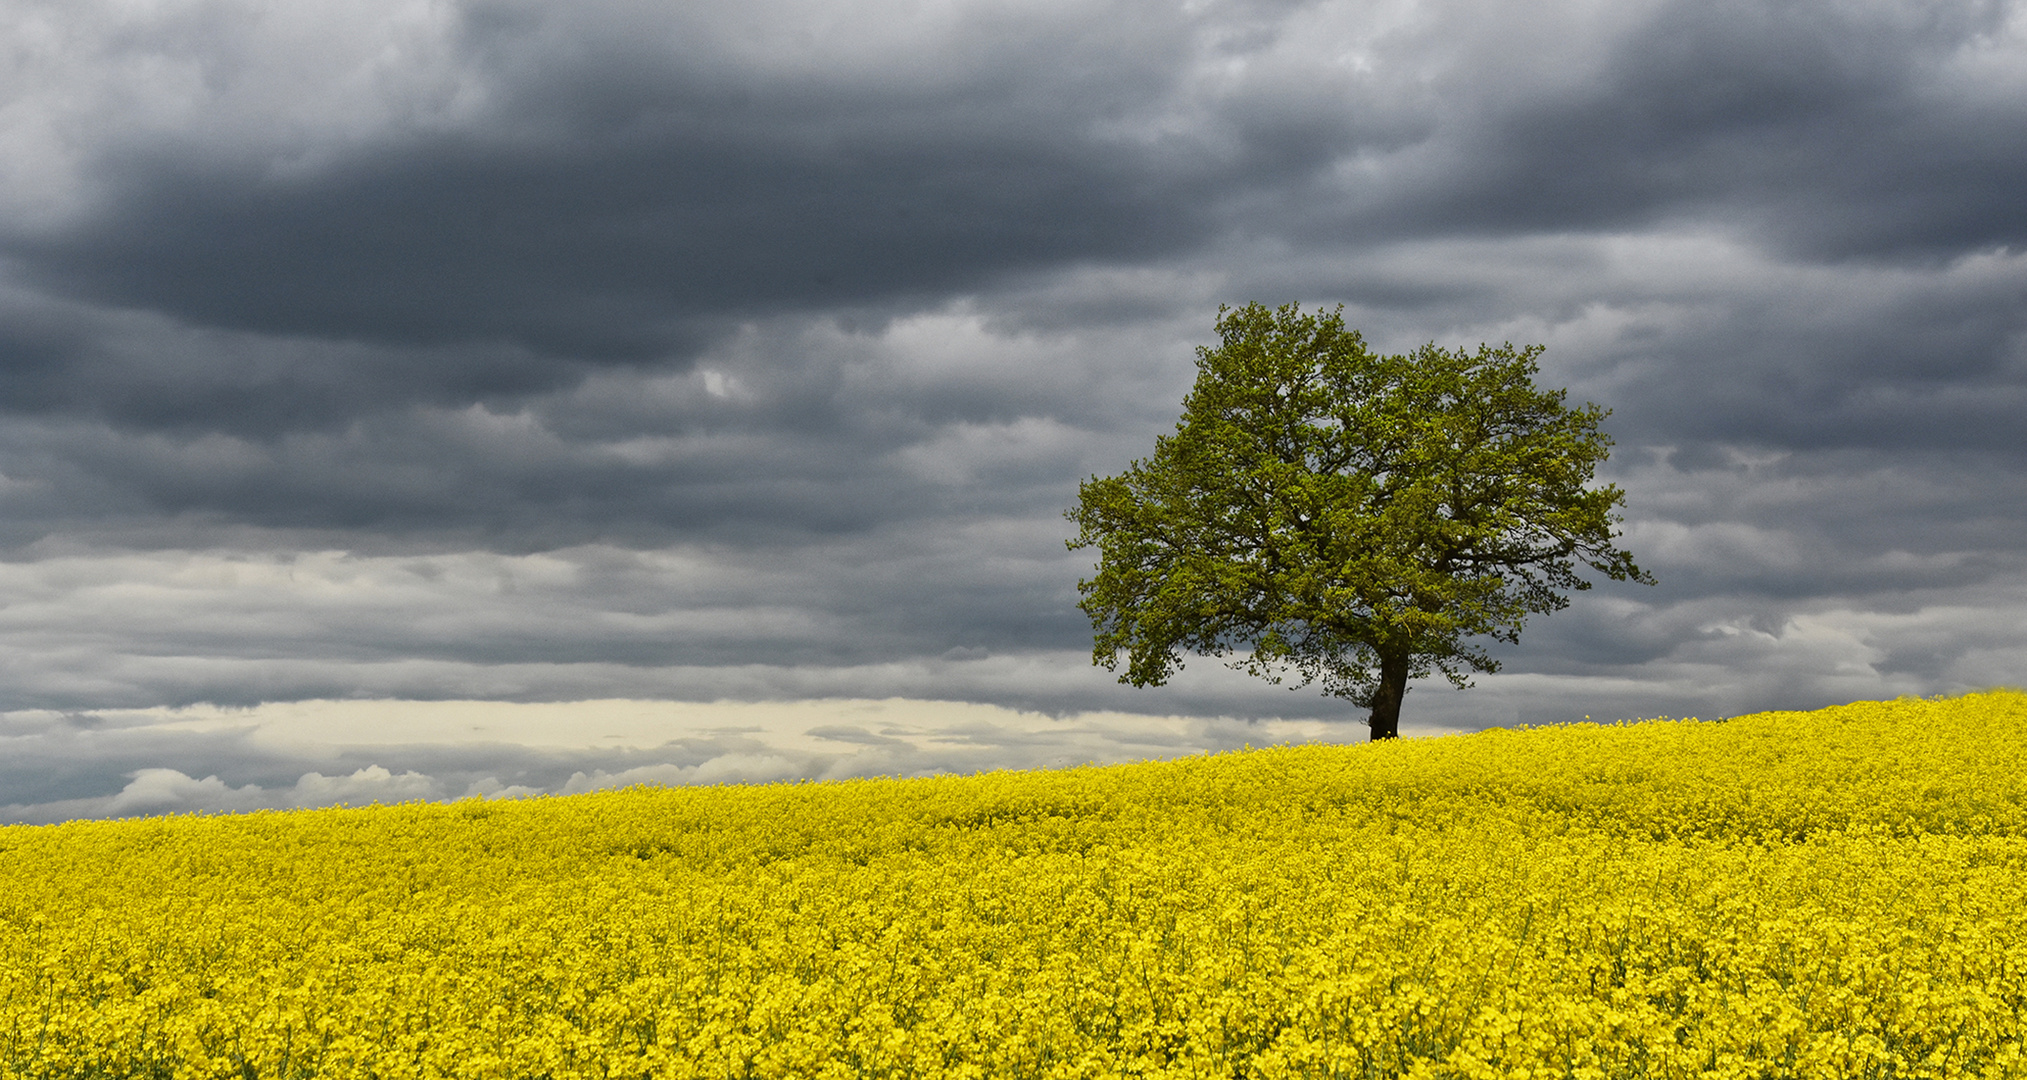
[1067,302,1652,735]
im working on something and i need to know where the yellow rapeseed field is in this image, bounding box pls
[3,692,2026,1079]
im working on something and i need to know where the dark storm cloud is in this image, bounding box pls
[18,127,1204,359]
[1303,0,2027,258]
[5,0,2020,446]
[1587,252,2027,455]
[0,286,576,436]
[0,305,1181,550]
[6,0,1236,364]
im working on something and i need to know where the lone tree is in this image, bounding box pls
[1067,303,1652,740]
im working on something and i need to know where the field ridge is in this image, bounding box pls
[3,692,2025,1078]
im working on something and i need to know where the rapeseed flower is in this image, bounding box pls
[1,692,2023,1078]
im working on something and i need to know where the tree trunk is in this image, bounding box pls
[1367,649,1409,740]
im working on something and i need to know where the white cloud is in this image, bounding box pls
[1,762,440,823]
[104,767,266,816]
[289,764,438,807]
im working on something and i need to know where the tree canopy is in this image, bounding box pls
[1067,302,1652,739]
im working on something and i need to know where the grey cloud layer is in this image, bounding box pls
[13,0,2021,367]
[0,0,2023,816]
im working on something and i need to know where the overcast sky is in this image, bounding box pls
[2,0,2023,822]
